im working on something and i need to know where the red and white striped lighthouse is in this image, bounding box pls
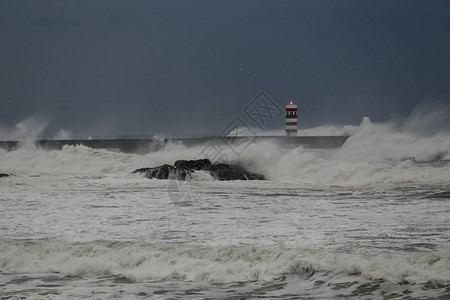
[285,101,298,136]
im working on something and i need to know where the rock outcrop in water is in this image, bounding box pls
[0,173,10,178]
[132,159,265,181]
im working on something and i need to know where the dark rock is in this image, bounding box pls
[132,159,264,181]
[174,159,212,170]
[132,164,174,179]
[0,173,9,178]
[208,163,265,181]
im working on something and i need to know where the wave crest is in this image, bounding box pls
[0,240,448,285]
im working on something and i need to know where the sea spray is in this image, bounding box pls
[0,132,448,186]
[1,101,449,187]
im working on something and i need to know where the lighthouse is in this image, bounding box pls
[285,101,298,136]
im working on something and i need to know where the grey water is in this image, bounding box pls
[1,121,449,299]
[1,171,449,299]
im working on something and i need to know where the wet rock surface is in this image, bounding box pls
[132,159,264,181]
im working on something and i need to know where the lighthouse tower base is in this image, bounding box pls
[286,130,297,137]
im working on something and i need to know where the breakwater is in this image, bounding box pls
[0,136,349,153]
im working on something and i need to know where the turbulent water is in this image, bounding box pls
[1,116,450,299]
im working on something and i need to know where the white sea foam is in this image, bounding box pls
[1,101,449,187]
[0,240,448,285]
[234,122,449,186]
[0,124,448,187]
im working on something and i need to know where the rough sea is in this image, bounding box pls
[1,117,449,299]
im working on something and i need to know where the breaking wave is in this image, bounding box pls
[0,239,448,285]
[0,101,449,187]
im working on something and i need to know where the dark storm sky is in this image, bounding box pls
[1,0,450,138]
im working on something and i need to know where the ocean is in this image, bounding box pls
[1,118,449,299]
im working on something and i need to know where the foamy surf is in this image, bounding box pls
[0,239,448,284]
[1,117,449,187]
[1,104,449,299]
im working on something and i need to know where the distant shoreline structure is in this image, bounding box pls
[0,136,350,153]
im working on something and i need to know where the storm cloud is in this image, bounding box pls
[1,0,449,138]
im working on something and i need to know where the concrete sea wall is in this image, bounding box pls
[0,136,349,153]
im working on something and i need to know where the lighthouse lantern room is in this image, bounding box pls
[285,101,298,137]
